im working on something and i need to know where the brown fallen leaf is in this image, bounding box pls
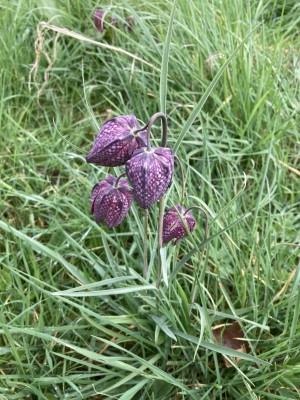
[212,322,250,368]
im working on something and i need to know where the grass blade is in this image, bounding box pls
[53,284,156,297]
[150,314,177,341]
[173,24,261,153]
[175,330,269,365]
[0,220,88,284]
[160,0,178,114]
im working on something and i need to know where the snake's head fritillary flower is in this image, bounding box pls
[163,204,196,245]
[94,9,105,33]
[125,147,174,209]
[86,115,147,167]
[90,175,133,228]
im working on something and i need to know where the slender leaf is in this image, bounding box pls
[173,24,261,152]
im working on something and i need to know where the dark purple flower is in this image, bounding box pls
[125,147,174,209]
[86,115,147,167]
[94,9,105,33]
[163,204,196,245]
[91,175,133,228]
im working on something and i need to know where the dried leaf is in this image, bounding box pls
[212,322,250,368]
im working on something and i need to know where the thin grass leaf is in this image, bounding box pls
[174,330,269,365]
[173,23,261,153]
[160,247,168,288]
[93,336,199,399]
[53,284,156,297]
[160,0,178,114]
[39,22,160,71]
[150,314,177,341]
[169,213,250,282]
[100,355,161,396]
[118,379,149,400]
[0,220,88,284]
[56,276,140,293]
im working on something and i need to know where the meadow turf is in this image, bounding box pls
[0,0,299,398]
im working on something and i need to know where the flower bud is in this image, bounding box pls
[86,115,147,167]
[125,147,174,209]
[94,9,105,33]
[163,204,196,245]
[91,175,133,228]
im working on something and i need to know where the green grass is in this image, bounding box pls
[1,0,300,398]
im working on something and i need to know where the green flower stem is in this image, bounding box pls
[155,112,168,289]
[147,112,167,150]
[135,112,169,285]
[143,209,149,279]
[157,195,165,289]
[136,112,168,287]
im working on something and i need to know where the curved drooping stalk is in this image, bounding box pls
[184,206,208,241]
[174,155,185,204]
[145,112,168,148]
[134,112,168,151]
[114,172,127,187]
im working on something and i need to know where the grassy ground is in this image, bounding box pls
[0,0,299,398]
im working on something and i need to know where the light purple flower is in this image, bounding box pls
[163,204,196,245]
[125,147,174,209]
[86,115,147,167]
[90,175,133,228]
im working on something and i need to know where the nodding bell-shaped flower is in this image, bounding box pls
[126,147,174,209]
[94,9,105,33]
[90,174,133,228]
[86,115,147,167]
[163,205,196,245]
[125,113,174,209]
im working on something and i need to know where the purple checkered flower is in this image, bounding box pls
[86,115,147,167]
[126,147,174,209]
[90,174,133,228]
[94,9,105,33]
[163,204,196,245]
